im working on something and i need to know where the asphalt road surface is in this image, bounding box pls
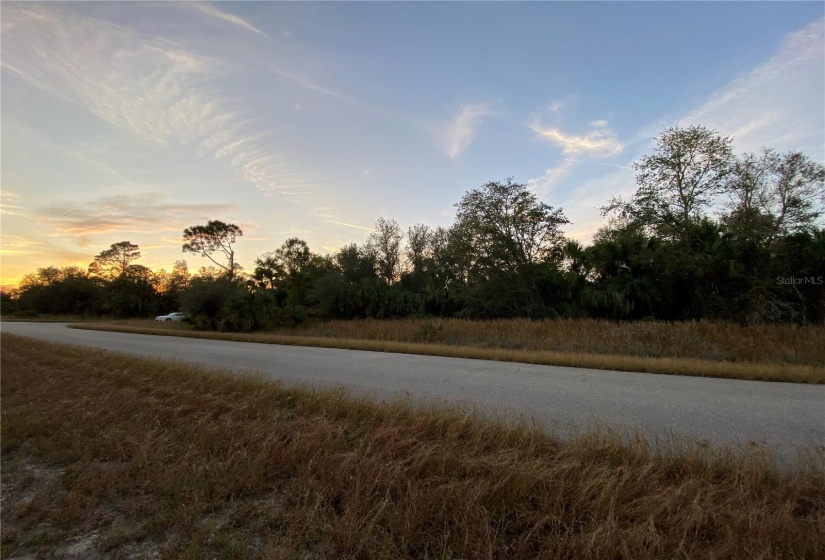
[3,322,824,462]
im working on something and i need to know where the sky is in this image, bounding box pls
[2,1,824,288]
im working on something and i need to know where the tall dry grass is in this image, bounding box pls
[280,318,825,365]
[2,333,824,559]
[73,318,825,383]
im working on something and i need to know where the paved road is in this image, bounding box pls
[3,322,824,461]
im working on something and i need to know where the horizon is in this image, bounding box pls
[2,1,824,289]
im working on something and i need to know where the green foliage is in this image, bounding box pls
[312,273,421,320]
[450,178,569,318]
[253,238,326,307]
[368,217,403,284]
[180,277,239,330]
[153,260,191,312]
[223,288,280,332]
[626,125,734,240]
[99,275,157,318]
[336,243,378,282]
[9,124,824,328]
[574,226,660,320]
[454,177,569,271]
[15,266,101,316]
[0,289,17,316]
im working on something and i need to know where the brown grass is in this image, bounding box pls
[70,318,825,383]
[295,318,825,363]
[2,333,824,559]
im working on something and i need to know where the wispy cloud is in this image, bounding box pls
[530,121,624,158]
[34,193,236,245]
[246,46,404,120]
[682,17,824,155]
[190,3,267,37]
[527,159,577,199]
[535,19,825,243]
[559,166,636,242]
[0,235,43,256]
[7,121,134,184]
[548,100,564,113]
[527,161,636,243]
[440,103,494,159]
[0,191,27,217]
[324,221,375,232]
[0,4,322,208]
[263,63,367,109]
[0,239,93,286]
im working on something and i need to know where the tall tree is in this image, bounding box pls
[254,238,315,303]
[724,149,825,240]
[253,253,285,291]
[88,241,141,280]
[454,177,569,272]
[612,125,734,241]
[368,217,404,284]
[406,223,432,273]
[153,260,191,311]
[722,150,777,248]
[336,243,378,282]
[452,178,569,317]
[182,220,243,280]
[763,150,825,235]
[168,260,191,294]
[19,267,61,290]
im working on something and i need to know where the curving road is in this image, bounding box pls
[3,322,824,462]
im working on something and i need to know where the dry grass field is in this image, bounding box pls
[2,333,824,558]
[273,318,825,363]
[72,318,825,383]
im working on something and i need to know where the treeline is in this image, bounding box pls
[4,125,824,328]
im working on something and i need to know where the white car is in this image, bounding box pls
[155,312,187,322]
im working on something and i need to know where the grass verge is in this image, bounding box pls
[2,333,824,558]
[69,320,825,384]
